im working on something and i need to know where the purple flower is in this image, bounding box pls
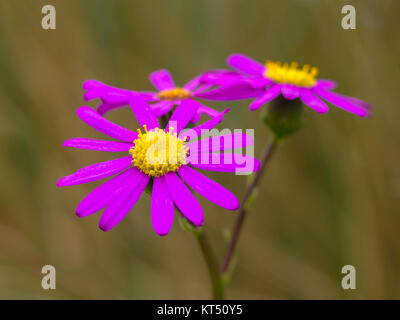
[57,96,259,235]
[83,69,231,124]
[200,54,372,117]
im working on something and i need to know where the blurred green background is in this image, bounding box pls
[0,0,399,299]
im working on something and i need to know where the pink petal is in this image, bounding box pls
[200,70,244,86]
[101,90,131,104]
[129,94,160,130]
[187,133,254,153]
[98,171,149,231]
[299,89,329,113]
[196,81,259,101]
[178,166,239,210]
[249,85,281,111]
[149,69,175,91]
[189,154,260,173]
[97,103,127,116]
[281,84,300,100]
[57,156,132,187]
[76,167,138,217]
[190,103,220,124]
[164,172,204,226]
[150,100,174,117]
[84,88,103,102]
[183,75,202,91]
[313,87,370,117]
[315,79,337,91]
[178,109,230,141]
[63,138,132,152]
[151,176,174,236]
[335,94,373,111]
[227,53,266,76]
[82,79,105,90]
[167,99,200,133]
[76,106,138,142]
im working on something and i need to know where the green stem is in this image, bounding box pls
[220,138,278,275]
[196,231,224,300]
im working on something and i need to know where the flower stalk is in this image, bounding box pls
[220,138,278,275]
[196,231,225,300]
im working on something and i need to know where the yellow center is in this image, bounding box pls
[157,87,192,100]
[264,61,318,87]
[129,125,189,177]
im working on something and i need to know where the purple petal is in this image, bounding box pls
[313,88,370,117]
[192,83,214,94]
[200,70,245,86]
[82,79,105,90]
[100,90,131,104]
[99,170,149,231]
[137,91,158,101]
[63,138,132,152]
[247,77,273,89]
[189,154,260,173]
[100,89,154,104]
[97,103,127,116]
[196,81,260,101]
[76,106,138,142]
[150,100,174,117]
[178,166,239,210]
[315,79,337,91]
[183,75,202,91]
[76,167,138,217]
[335,94,373,111]
[84,88,103,102]
[249,85,281,111]
[190,103,219,124]
[299,89,329,113]
[178,109,230,141]
[164,172,204,226]
[83,82,133,104]
[281,84,300,100]
[196,104,219,118]
[57,156,132,187]
[129,94,159,130]
[200,71,271,90]
[149,69,175,91]
[151,176,174,236]
[187,133,254,153]
[167,99,200,133]
[227,53,266,76]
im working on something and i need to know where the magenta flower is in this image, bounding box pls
[57,96,259,235]
[83,69,229,124]
[200,54,372,117]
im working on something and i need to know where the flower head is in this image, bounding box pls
[129,126,189,177]
[199,53,372,117]
[57,95,259,235]
[82,69,226,124]
[157,87,192,100]
[264,61,318,87]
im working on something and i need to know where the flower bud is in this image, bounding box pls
[261,96,302,140]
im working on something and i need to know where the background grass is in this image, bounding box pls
[0,0,399,299]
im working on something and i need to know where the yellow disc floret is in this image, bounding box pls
[129,125,189,177]
[264,61,318,87]
[157,87,192,100]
